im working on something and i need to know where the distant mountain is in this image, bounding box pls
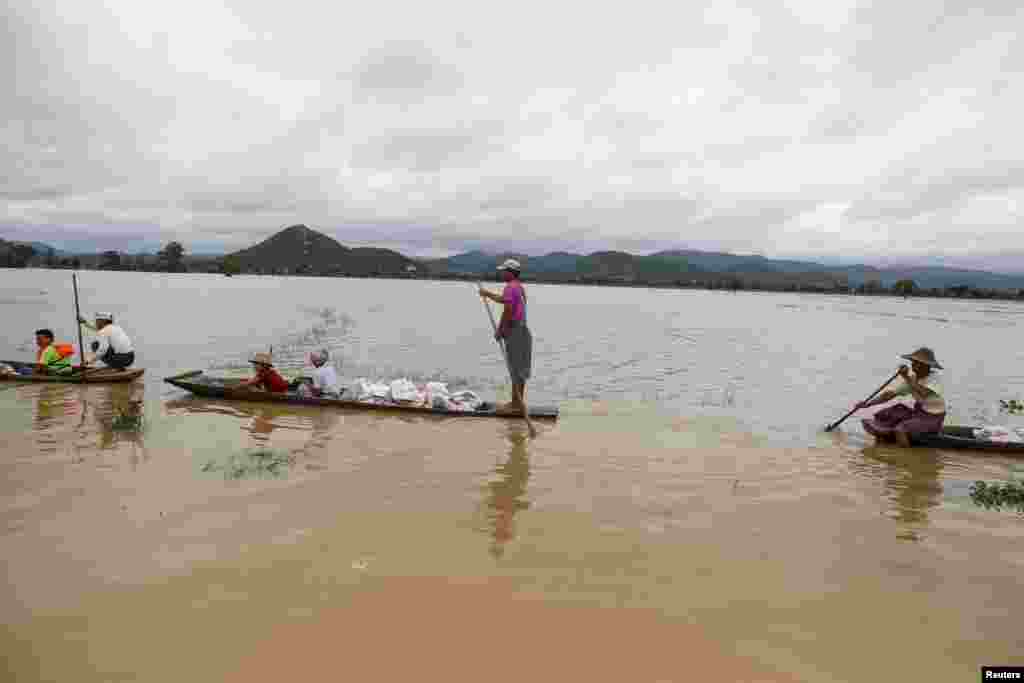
[652,250,840,274]
[838,265,1024,290]
[227,225,416,275]
[528,251,586,273]
[426,250,702,279]
[9,226,1023,292]
[429,250,528,274]
[427,248,1024,291]
[11,241,69,257]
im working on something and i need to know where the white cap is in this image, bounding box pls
[94,311,114,321]
[497,258,521,271]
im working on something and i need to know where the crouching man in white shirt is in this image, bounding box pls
[308,349,340,398]
[79,312,135,370]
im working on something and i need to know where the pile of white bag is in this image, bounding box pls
[348,378,483,412]
[972,426,1024,443]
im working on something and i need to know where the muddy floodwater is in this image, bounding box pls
[2,269,1023,682]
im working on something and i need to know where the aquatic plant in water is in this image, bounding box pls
[110,412,143,431]
[201,448,295,480]
[969,480,1024,514]
[999,398,1023,414]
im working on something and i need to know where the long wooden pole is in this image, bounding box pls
[477,284,536,437]
[72,273,87,369]
[825,371,900,432]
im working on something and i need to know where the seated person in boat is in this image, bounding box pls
[858,347,946,447]
[78,312,135,369]
[308,349,341,398]
[34,329,74,375]
[240,353,289,393]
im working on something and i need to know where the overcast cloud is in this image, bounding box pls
[2,0,1022,269]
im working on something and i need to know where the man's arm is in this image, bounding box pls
[478,287,503,303]
[93,331,110,358]
[496,306,511,338]
[860,390,897,410]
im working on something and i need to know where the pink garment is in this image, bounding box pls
[501,282,526,322]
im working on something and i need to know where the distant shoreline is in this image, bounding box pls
[7,266,1024,302]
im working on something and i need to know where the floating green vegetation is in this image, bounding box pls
[969,480,1024,514]
[110,413,143,431]
[999,399,1023,414]
[201,448,296,480]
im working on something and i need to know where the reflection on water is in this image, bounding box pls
[30,384,80,453]
[22,381,146,462]
[85,383,146,453]
[480,425,532,558]
[165,397,340,473]
[303,408,339,471]
[248,409,277,440]
[861,445,944,539]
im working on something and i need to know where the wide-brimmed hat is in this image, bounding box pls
[249,352,274,367]
[901,347,943,369]
[94,312,114,322]
[497,258,521,272]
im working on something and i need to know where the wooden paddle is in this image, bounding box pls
[70,273,102,379]
[825,371,900,432]
[476,284,537,437]
[72,273,87,368]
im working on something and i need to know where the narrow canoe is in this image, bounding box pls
[863,419,1024,454]
[163,370,559,420]
[0,360,144,384]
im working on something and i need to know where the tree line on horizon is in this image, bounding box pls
[3,236,1023,301]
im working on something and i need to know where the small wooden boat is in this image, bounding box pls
[163,370,559,420]
[864,419,1024,454]
[0,360,144,384]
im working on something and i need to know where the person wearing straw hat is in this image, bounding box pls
[78,312,135,369]
[858,347,947,446]
[240,353,289,393]
[479,258,533,414]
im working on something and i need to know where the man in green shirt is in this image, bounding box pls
[35,329,73,375]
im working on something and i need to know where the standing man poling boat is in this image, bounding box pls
[479,259,533,415]
[78,312,136,369]
[859,347,946,447]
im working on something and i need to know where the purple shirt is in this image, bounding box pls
[501,282,526,322]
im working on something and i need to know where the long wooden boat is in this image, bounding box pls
[163,370,559,420]
[0,360,144,384]
[864,419,1024,454]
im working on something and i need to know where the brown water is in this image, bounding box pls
[2,269,1024,682]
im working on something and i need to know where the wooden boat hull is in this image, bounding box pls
[0,360,144,384]
[864,419,1024,454]
[163,370,559,420]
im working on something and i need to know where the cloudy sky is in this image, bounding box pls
[2,0,1022,269]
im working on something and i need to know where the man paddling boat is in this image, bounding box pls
[240,353,289,393]
[859,347,946,447]
[78,312,135,369]
[479,259,533,415]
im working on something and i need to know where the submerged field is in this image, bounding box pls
[2,270,1023,681]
